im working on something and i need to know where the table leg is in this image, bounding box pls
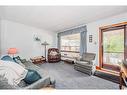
[119,71,123,89]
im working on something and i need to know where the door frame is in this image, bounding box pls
[99,22,127,71]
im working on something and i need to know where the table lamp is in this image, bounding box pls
[8,48,17,58]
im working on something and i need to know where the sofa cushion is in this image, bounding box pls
[49,51,58,56]
[75,60,88,64]
[82,53,95,62]
[24,76,50,89]
[24,69,41,84]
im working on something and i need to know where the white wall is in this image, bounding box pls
[0,19,56,59]
[0,19,1,54]
[86,12,127,66]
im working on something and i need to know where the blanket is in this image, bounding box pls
[0,60,28,86]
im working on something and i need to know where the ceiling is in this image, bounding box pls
[0,6,127,32]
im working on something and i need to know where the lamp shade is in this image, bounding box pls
[8,48,17,54]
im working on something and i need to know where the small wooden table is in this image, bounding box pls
[119,64,127,89]
[30,56,46,64]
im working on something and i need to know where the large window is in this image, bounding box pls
[103,29,124,65]
[61,33,80,58]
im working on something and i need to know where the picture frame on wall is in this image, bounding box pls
[89,35,92,43]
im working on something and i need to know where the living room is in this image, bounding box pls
[0,5,127,91]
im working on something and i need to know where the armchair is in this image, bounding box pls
[48,48,61,63]
[74,53,96,75]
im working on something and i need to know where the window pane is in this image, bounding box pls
[61,33,80,58]
[103,29,124,65]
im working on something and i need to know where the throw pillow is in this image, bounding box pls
[24,69,41,84]
[13,56,26,68]
[13,56,27,63]
[50,51,58,56]
[13,57,20,63]
[1,55,15,62]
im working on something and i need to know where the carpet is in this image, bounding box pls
[37,62,119,89]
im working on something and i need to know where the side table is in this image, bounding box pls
[119,63,127,89]
[30,56,46,64]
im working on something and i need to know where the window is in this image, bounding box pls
[99,22,127,72]
[103,29,124,65]
[60,33,80,58]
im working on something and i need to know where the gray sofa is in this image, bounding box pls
[74,53,96,75]
[0,61,55,89]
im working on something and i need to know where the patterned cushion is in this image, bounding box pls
[13,56,26,68]
[49,51,58,56]
[13,56,27,63]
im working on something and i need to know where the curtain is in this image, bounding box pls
[57,34,61,50]
[57,25,87,55]
[80,31,87,56]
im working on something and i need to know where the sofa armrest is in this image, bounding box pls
[24,76,50,89]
